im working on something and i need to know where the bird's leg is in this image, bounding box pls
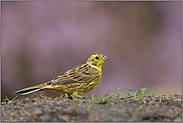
[81,90,85,99]
[40,89,45,98]
[65,93,73,99]
[73,91,82,98]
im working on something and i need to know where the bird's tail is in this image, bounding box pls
[15,82,64,95]
[14,83,49,95]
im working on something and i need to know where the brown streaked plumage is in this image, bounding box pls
[15,53,108,97]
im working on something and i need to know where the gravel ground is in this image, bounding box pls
[1,94,182,122]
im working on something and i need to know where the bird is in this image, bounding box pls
[15,53,108,98]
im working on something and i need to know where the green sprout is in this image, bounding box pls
[86,94,113,104]
[171,91,178,97]
[1,95,18,104]
[127,87,152,99]
[110,88,127,99]
[110,87,152,100]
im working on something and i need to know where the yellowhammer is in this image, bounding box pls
[15,53,108,97]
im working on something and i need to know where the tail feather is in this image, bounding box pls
[15,82,62,95]
[15,86,44,95]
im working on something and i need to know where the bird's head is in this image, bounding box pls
[87,53,108,69]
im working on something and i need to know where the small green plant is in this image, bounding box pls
[127,87,152,99]
[110,87,152,100]
[171,91,178,97]
[86,94,113,104]
[1,95,18,104]
[110,88,127,99]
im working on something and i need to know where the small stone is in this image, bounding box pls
[51,117,59,122]
[34,109,43,115]
[23,98,30,104]
[122,113,130,118]
[169,109,175,114]
[39,114,51,121]
[13,106,20,110]
[174,116,182,122]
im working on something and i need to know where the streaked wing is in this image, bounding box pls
[47,64,97,85]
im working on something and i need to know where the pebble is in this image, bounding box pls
[39,114,51,121]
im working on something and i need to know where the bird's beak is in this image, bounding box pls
[102,55,109,61]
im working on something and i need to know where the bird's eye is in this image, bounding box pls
[95,56,99,59]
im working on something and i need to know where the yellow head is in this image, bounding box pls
[86,53,108,69]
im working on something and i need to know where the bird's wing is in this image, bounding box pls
[46,64,98,85]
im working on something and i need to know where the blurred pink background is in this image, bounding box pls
[1,1,182,100]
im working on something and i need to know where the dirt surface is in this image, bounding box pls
[1,94,182,122]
